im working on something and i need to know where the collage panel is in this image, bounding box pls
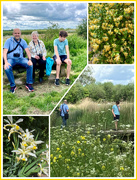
[88,3,134,64]
[3,116,49,177]
[2,2,87,115]
[50,65,134,177]
[1,1,136,179]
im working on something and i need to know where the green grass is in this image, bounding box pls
[51,101,134,130]
[3,31,87,115]
[3,90,66,115]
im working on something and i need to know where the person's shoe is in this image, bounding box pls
[25,84,34,92]
[39,77,43,83]
[10,86,16,93]
[66,78,70,85]
[55,79,60,86]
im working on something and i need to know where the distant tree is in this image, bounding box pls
[103,82,114,101]
[65,82,85,103]
[76,17,87,39]
[78,66,95,86]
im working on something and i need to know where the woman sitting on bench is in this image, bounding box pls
[29,31,47,83]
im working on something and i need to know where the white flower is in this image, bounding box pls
[4,116,23,140]
[12,144,36,161]
[19,129,34,143]
[38,163,49,177]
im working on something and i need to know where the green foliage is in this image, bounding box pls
[88,3,134,64]
[76,18,87,39]
[3,116,49,177]
[65,81,134,103]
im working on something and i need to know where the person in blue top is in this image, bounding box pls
[59,100,69,129]
[112,101,120,131]
[53,31,72,86]
[3,28,34,93]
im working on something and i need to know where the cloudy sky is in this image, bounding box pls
[91,65,134,85]
[3,2,87,30]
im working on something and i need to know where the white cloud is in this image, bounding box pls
[91,65,134,85]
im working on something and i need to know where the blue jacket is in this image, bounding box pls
[46,57,54,76]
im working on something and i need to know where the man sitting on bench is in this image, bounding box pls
[3,28,34,93]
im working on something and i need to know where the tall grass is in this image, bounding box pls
[51,99,134,130]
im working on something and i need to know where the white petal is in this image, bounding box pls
[27,152,37,158]
[7,116,13,123]
[16,118,23,124]
[30,129,35,133]
[4,119,11,124]
[34,140,44,144]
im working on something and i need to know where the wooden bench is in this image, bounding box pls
[12,62,66,77]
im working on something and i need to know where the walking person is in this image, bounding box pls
[112,101,120,131]
[59,100,69,129]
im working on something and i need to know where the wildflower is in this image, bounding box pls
[92,57,99,63]
[78,148,82,152]
[81,136,85,140]
[103,138,106,141]
[12,144,37,161]
[82,153,85,156]
[59,154,62,158]
[120,167,124,171]
[65,159,70,163]
[50,154,53,158]
[38,163,49,177]
[107,134,111,139]
[111,148,114,151]
[92,44,99,51]
[56,147,60,151]
[20,129,34,143]
[102,165,105,170]
[102,37,109,41]
[4,116,23,140]
[71,151,75,156]
[62,142,65,145]
[53,157,57,162]
[104,44,110,51]
[21,142,27,147]
[67,166,70,169]
[77,141,80,144]
[77,173,80,176]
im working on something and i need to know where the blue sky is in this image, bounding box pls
[3,2,87,30]
[91,65,134,85]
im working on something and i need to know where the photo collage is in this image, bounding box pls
[2,2,135,178]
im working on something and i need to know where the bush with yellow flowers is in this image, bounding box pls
[88,3,134,64]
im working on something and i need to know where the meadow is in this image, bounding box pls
[50,99,134,177]
[3,28,87,115]
[51,98,134,130]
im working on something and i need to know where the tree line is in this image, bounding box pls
[65,81,134,103]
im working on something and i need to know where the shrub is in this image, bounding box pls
[88,3,134,64]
